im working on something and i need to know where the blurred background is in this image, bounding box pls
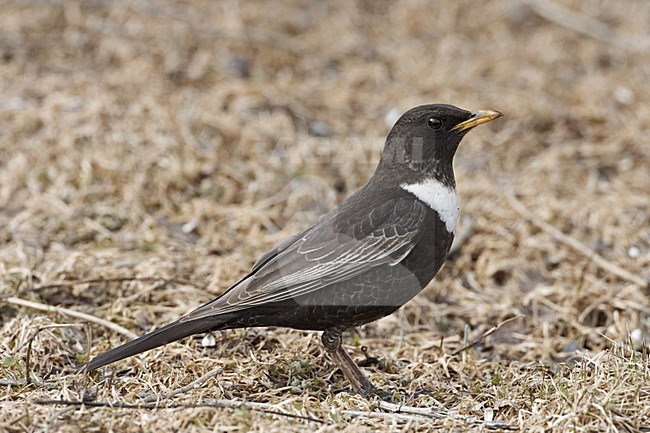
[1,0,648,430]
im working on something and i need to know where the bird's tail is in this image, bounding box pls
[82,316,228,372]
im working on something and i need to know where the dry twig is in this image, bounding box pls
[6,297,138,339]
[2,277,204,300]
[342,400,514,430]
[506,194,647,288]
[33,398,327,424]
[22,323,91,384]
[452,315,524,356]
[522,0,650,52]
[0,379,59,389]
[33,397,514,428]
[141,366,224,402]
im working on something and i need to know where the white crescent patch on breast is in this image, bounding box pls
[400,179,459,233]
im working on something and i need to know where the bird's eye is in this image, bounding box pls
[427,117,443,130]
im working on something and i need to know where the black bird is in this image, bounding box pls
[84,104,502,396]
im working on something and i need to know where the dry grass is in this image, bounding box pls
[1,0,649,431]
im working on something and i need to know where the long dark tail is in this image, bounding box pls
[83,316,229,371]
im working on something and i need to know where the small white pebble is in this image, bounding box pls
[384,107,401,128]
[614,86,635,105]
[182,219,199,233]
[628,246,640,258]
[201,333,216,347]
[630,329,643,342]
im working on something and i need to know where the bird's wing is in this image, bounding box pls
[180,198,428,321]
[249,232,303,273]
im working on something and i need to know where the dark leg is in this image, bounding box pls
[321,327,383,397]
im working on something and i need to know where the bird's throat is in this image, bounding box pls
[400,179,460,233]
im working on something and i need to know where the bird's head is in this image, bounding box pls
[378,104,502,183]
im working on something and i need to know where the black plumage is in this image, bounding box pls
[84,104,502,396]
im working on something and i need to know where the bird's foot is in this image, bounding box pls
[323,328,394,401]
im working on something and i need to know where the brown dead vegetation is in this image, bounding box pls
[1,0,648,431]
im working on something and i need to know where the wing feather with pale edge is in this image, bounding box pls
[180,198,428,322]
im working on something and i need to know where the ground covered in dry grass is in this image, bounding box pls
[1,0,649,431]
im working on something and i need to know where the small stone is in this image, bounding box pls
[563,340,580,353]
[182,219,199,234]
[628,246,640,258]
[614,86,634,105]
[201,333,216,347]
[227,55,251,79]
[308,121,330,137]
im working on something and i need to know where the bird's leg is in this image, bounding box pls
[321,327,382,398]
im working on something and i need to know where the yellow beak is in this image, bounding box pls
[451,110,503,132]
